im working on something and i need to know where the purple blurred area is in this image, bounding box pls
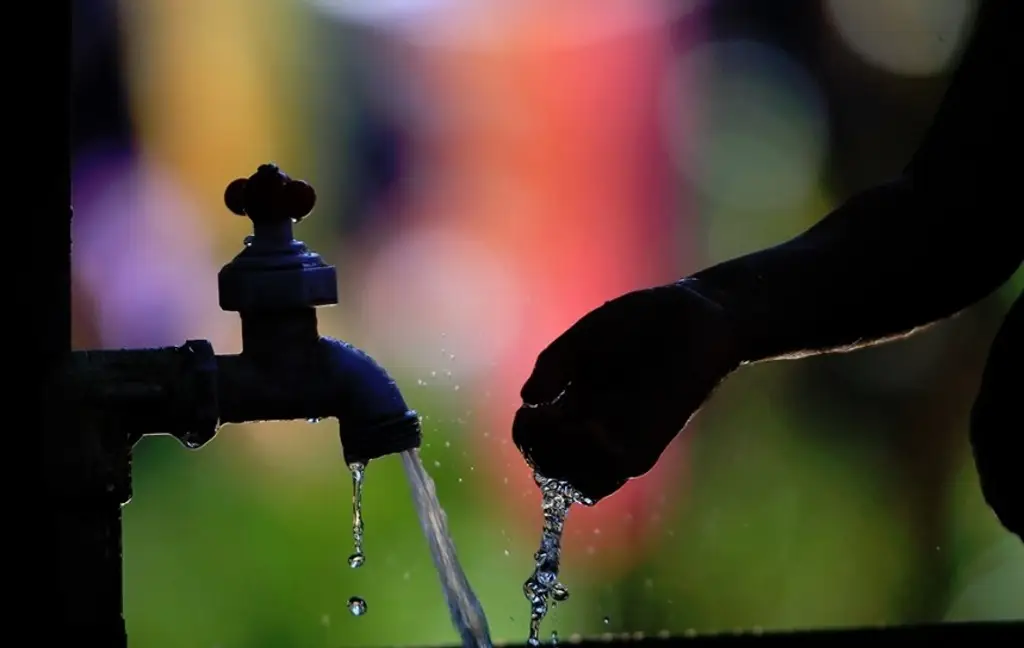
[72,148,221,347]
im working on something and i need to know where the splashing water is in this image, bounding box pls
[348,462,366,569]
[523,472,593,646]
[400,449,492,647]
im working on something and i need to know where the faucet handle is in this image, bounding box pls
[224,163,317,225]
[218,164,338,312]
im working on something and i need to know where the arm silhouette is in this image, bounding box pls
[689,0,1021,364]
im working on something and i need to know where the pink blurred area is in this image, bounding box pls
[359,1,704,576]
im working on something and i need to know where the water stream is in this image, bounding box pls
[522,473,593,646]
[400,448,493,648]
[345,449,584,645]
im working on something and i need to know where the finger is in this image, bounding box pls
[511,404,555,465]
[521,304,612,403]
[512,404,625,503]
[521,337,578,405]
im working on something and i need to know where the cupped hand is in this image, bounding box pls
[512,281,742,503]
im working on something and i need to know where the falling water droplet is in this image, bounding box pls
[603,616,610,625]
[348,462,366,570]
[551,630,559,645]
[347,597,367,616]
[551,584,569,602]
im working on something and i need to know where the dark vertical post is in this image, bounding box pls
[45,408,130,645]
[45,1,130,644]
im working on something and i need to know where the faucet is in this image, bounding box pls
[47,164,421,645]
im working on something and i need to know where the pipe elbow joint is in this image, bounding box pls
[212,336,421,464]
[317,337,421,465]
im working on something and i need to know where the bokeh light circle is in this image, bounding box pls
[664,39,829,221]
[825,0,975,77]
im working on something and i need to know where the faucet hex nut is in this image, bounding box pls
[218,263,339,312]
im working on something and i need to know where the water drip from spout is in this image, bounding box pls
[348,462,366,569]
[346,462,367,619]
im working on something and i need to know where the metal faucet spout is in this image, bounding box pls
[317,337,422,464]
[215,322,421,464]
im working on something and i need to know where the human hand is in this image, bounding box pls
[513,281,742,503]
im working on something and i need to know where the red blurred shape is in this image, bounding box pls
[392,2,704,575]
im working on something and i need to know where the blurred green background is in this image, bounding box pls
[72,0,1023,645]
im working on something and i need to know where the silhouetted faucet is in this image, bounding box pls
[67,163,421,459]
[50,164,420,645]
[214,163,421,461]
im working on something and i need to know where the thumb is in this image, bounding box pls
[521,335,577,405]
[522,301,611,405]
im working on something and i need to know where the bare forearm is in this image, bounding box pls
[687,0,1021,364]
[688,178,1021,363]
